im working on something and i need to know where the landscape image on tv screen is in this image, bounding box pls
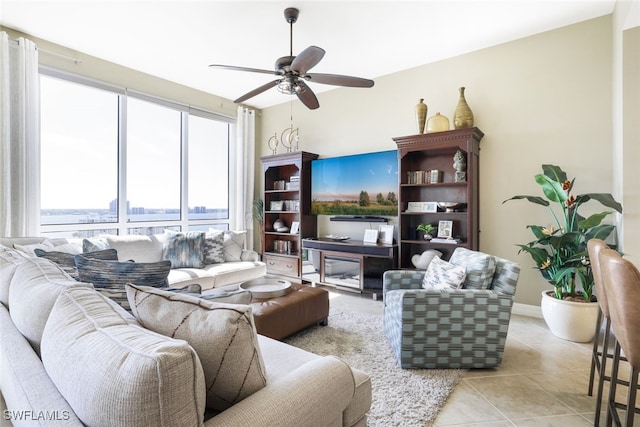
[311,150,398,216]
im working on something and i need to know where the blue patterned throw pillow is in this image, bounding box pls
[449,247,496,290]
[162,231,206,269]
[74,255,171,310]
[35,248,119,280]
[204,229,225,264]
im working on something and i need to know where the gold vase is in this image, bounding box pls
[426,112,450,133]
[415,98,428,134]
[453,87,474,129]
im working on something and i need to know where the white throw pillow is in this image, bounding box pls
[411,250,443,269]
[126,283,267,411]
[103,234,164,263]
[41,287,206,427]
[0,247,30,306]
[12,240,54,257]
[422,256,467,290]
[223,230,247,262]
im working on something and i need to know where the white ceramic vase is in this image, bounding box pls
[540,290,599,343]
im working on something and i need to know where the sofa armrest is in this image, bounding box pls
[382,270,424,299]
[240,249,259,262]
[205,356,356,427]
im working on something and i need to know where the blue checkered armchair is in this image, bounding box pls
[383,248,520,369]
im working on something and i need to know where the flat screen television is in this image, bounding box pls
[311,149,398,216]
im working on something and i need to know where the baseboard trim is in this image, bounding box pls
[512,302,542,319]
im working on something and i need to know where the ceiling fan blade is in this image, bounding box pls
[304,73,374,88]
[234,80,280,103]
[290,46,325,74]
[209,64,278,76]
[296,80,319,110]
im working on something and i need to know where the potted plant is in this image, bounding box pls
[503,164,622,342]
[417,223,437,240]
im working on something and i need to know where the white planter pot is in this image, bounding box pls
[540,290,599,343]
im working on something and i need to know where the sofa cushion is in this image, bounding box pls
[422,256,466,290]
[204,229,225,264]
[40,287,206,427]
[167,261,267,291]
[75,256,171,310]
[34,248,119,280]
[126,284,267,411]
[103,234,164,263]
[8,257,92,354]
[0,247,30,307]
[449,247,497,290]
[12,239,54,256]
[162,230,205,268]
[223,230,246,262]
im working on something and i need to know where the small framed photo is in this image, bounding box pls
[406,201,437,213]
[437,220,453,239]
[290,221,300,234]
[270,200,283,211]
[378,224,394,244]
[363,229,379,244]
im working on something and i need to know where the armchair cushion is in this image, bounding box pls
[449,247,496,290]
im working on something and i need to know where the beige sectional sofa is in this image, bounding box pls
[0,240,372,426]
[1,232,266,291]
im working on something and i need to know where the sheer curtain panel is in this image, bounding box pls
[0,32,40,237]
[234,107,256,250]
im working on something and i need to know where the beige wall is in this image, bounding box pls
[259,16,619,307]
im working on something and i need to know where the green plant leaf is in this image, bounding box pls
[516,244,550,265]
[542,164,568,184]
[584,224,616,241]
[535,173,568,204]
[575,193,623,213]
[502,195,549,207]
[578,211,612,229]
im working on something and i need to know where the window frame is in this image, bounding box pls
[39,67,235,237]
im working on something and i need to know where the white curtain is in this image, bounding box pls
[0,32,40,237]
[234,106,256,250]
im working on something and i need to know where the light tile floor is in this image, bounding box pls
[325,288,640,427]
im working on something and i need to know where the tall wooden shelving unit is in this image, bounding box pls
[261,151,318,279]
[393,128,484,268]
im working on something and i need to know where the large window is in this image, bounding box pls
[39,71,233,238]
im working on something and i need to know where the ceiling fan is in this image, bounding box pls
[209,7,374,110]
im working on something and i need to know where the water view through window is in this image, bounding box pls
[40,73,231,237]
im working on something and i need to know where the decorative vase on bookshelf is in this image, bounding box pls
[415,99,428,134]
[453,87,474,129]
[426,112,450,133]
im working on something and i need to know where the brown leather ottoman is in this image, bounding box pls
[250,283,329,340]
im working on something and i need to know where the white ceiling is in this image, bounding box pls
[1,0,616,110]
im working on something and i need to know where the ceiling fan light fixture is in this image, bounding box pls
[277,80,304,95]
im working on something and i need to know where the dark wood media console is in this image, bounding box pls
[301,238,398,299]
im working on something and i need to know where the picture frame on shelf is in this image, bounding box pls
[363,229,379,244]
[290,221,299,234]
[437,220,453,239]
[406,201,438,213]
[270,200,283,211]
[378,224,394,244]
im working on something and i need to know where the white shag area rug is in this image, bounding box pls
[284,309,464,427]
